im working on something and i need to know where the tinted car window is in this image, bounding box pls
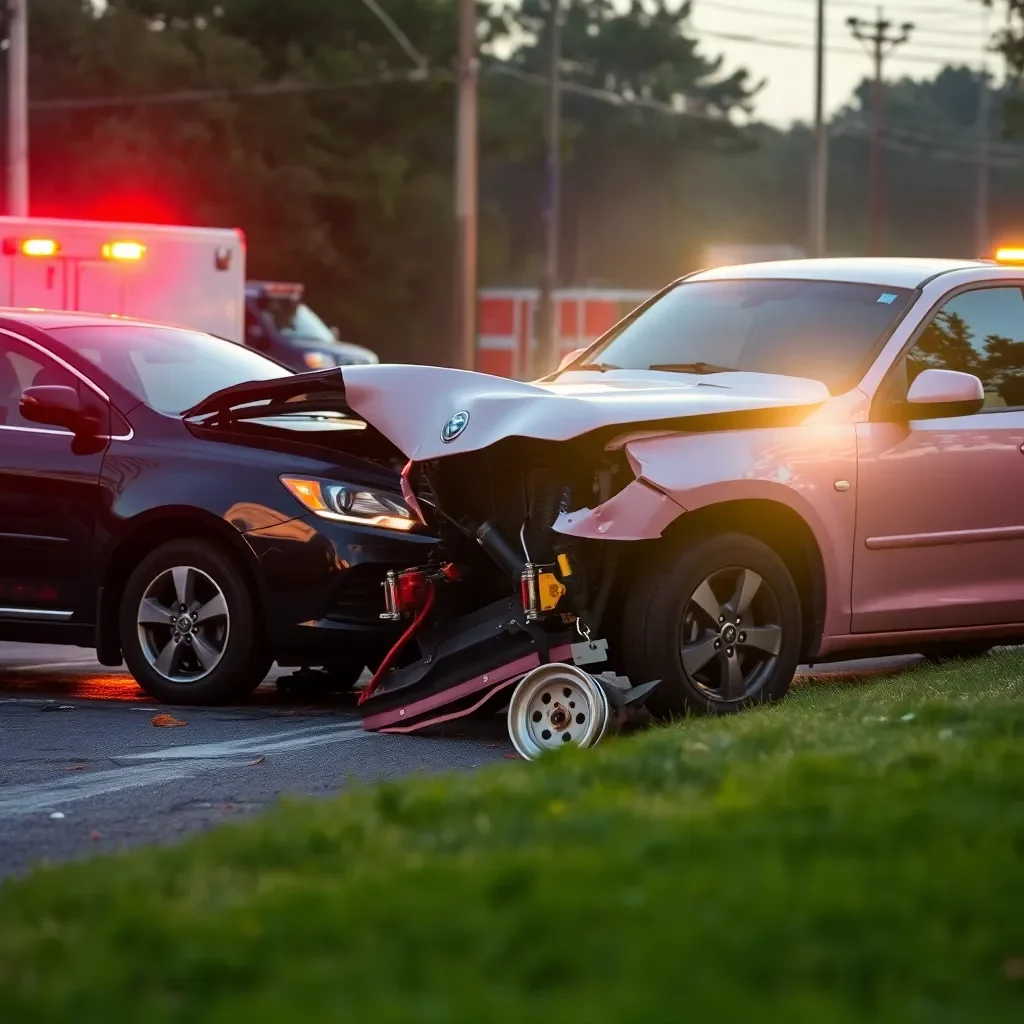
[576,279,915,393]
[0,337,78,428]
[48,324,291,415]
[907,286,1024,409]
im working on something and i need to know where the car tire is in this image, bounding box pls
[119,539,272,705]
[622,532,803,719]
[920,642,993,665]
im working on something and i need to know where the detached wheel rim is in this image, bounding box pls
[508,664,612,760]
[678,565,782,703]
[137,565,230,684]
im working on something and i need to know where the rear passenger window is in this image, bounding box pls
[908,286,1024,409]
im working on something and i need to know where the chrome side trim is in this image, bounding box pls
[0,607,74,621]
[0,327,110,401]
[865,524,1024,551]
[0,423,71,436]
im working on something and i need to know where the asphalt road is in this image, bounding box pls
[0,641,922,880]
[0,643,514,879]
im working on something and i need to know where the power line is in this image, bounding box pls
[28,60,731,125]
[358,0,428,72]
[696,26,978,64]
[775,0,987,15]
[698,0,988,34]
[29,69,440,112]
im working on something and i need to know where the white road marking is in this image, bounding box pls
[116,722,366,763]
[0,722,370,819]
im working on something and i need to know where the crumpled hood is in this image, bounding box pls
[341,364,831,461]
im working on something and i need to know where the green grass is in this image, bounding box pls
[2,655,1024,1023]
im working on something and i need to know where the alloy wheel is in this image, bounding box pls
[136,565,231,683]
[677,566,783,703]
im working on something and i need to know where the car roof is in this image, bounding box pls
[689,257,987,289]
[0,308,181,331]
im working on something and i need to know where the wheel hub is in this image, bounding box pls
[548,703,571,731]
[720,623,738,645]
[175,614,195,635]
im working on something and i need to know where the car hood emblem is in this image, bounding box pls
[441,410,470,443]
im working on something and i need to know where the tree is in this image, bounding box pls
[487,0,758,286]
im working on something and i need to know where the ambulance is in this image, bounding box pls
[0,216,246,340]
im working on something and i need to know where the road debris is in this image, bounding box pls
[49,811,65,820]
[89,830,102,841]
[248,755,265,766]
[151,713,188,728]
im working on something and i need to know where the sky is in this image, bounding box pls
[685,0,1000,125]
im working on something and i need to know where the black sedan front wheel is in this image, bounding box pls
[120,539,271,705]
[623,533,803,718]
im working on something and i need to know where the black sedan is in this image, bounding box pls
[0,311,434,703]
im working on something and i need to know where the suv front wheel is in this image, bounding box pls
[623,532,803,718]
[119,539,272,705]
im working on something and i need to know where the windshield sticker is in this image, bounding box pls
[877,292,898,304]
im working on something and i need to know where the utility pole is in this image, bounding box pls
[975,62,991,257]
[809,0,827,258]
[7,0,29,216]
[847,9,912,256]
[454,0,478,370]
[533,0,561,380]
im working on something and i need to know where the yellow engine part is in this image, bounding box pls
[557,553,573,577]
[538,572,567,611]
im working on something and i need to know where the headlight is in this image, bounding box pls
[280,476,416,531]
[302,351,337,369]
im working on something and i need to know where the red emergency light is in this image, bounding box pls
[102,241,146,261]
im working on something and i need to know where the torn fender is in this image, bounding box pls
[554,479,686,541]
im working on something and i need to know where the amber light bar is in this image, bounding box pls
[994,247,1024,264]
[20,238,59,257]
[102,241,146,261]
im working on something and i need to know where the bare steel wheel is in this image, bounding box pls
[507,664,617,760]
[137,565,230,684]
[679,566,783,704]
[623,532,803,719]
[119,539,271,705]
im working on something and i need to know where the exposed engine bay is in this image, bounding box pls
[356,435,661,746]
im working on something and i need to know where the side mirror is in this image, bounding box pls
[557,347,586,372]
[19,385,90,433]
[904,368,985,419]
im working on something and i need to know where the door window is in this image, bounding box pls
[0,336,78,428]
[908,286,1024,409]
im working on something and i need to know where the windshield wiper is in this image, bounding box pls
[648,362,736,375]
[569,362,621,372]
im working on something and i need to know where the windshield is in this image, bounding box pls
[48,324,292,415]
[260,298,336,344]
[574,279,916,393]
